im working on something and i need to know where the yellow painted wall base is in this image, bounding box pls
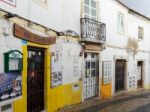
[48,82,82,112]
[100,79,112,99]
[13,42,82,112]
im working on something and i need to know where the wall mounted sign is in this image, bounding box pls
[14,24,56,45]
[0,73,22,102]
[1,0,16,7]
[4,50,23,73]
[102,61,112,84]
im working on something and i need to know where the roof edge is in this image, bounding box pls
[115,0,150,21]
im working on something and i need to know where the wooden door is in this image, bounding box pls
[115,60,125,92]
[27,47,45,112]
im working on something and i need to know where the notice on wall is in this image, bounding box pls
[51,44,63,88]
[102,61,112,84]
[1,0,16,7]
[0,73,22,103]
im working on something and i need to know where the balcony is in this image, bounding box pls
[80,18,106,44]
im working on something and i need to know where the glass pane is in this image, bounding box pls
[91,62,96,68]
[84,5,90,14]
[91,70,96,77]
[86,62,90,69]
[85,14,90,18]
[84,0,89,5]
[91,9,96,17]
[91,0,96,8]
[91,17,96,20]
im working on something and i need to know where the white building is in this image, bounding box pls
[0,0,150,112]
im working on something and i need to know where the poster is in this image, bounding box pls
[0,73,22,102]
[1,0,16,7]
[51,44,63,88]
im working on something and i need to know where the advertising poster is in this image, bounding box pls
[1,0,16,7]
[51,43,63,88]
[0,73,22,102]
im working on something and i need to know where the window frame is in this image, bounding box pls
[117,11,125,34]
[83,0,97,20]
[138,26,144,40]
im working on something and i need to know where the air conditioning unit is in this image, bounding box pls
[0,103,13,112]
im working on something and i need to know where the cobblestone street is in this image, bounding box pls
[59,89,150,112]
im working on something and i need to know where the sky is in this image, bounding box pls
[121,0,150,18]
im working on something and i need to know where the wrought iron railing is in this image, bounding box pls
[81,18,106,43]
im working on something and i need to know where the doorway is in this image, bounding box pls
[137,61,143,88]
[115,60,126,92]
[83,53,99,100]
[27,47,45,112]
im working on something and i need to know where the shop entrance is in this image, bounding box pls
[27,47,45,112]
[115,60,126,92]
[137,61,143,88]
[83,53,99,100]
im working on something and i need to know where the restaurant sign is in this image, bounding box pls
[14,24,56,45]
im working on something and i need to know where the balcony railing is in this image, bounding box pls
[81,18,106,43]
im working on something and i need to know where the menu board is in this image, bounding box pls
[9,59,19,71]
[102,61,112,84]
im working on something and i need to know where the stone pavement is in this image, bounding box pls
[58,89,150,112]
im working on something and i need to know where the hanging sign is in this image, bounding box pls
[14,24,56,45]
[0,73,22,103]
[4,50,23,73]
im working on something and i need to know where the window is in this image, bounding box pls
[138,26,144,39]
[33,0,47,8]
[84,0,97,20]
[118,12,125,33]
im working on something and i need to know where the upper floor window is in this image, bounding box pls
[117,12,124,33]
[84,0,97,20]
[138,26,144,39]
[33,0,47,8]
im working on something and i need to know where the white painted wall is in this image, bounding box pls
[0,0,81,33]
[100,0,150,92]
[0,19,22,73]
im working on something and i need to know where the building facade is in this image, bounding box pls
[0,0,150,112]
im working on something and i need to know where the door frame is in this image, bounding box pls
[113,56,128,95]
[27,46,45,112]
[137,60,145,89]
[26,42,49,112]
[115,59,126,92]
[82,51,100,102]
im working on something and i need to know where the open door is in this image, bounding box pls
[137,61,143,88]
